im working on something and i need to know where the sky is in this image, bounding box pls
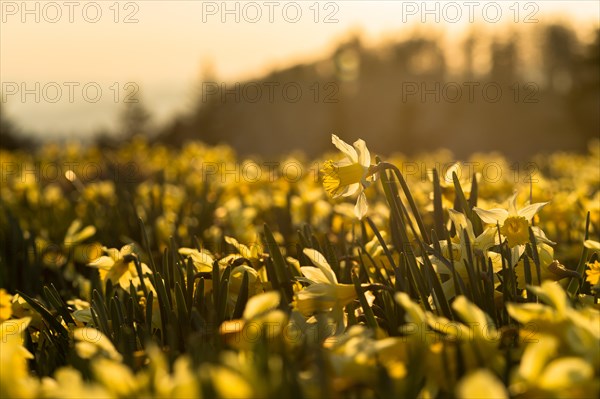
[1,0,599,139]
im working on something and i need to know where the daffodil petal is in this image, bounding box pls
[538,357,594,390]
[518,202,549,221]
[452,296,495,336]
[395,292,427,324]
[518,334,558,381]
[65,220,82,240]
[444,163,460,185]
[510,245,524,267]
[243,291,280,319]
[74,327,122,361]
[354,191,368,220]
[531,226,556,245]
[332,134,358,163]
[300,267,331,284]
[507,191,519,215]
[584,239,600,251]
[474,227,500,252]
[473,207,508,224]
[303,248,337,284]
[337,182,360,198]
[353,139,371,168]
[448,209,469,234]
[456,369,508,399]
[87,256,115,270]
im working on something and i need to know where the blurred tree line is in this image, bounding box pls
[2,23,598,159]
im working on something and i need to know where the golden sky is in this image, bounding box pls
[1,0,598,137]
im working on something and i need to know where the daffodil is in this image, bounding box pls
[219,291,287,350]
[73,327,122,361]
[456,370,508,399]
[295,248,359,333]
[396,293,506,390]
[223,235,265,269]
[585,260,600,287]
[507,282,600,369]
[507,282,600,397]
[584,239,600,252]
[430,209,499,299]
[0,289,12,323]
[0,317,38,398]
[87,244,153,291]
[513,243,578,288]
[327,325,409,389]
[40,366,110,398]
[178,247,215,273]
[321,134,375,219]
[473,192,551,266]
[426,162,480,210]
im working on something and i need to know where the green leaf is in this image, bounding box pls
[232,271,249,319]
[432,168,448,241]
[264,224,293,303]
[92,289,111,337]
[418,241,453,319]
[567,212,591,297]
[17,291,69,339]
[452,172,482,236]
[43,284,75,326]
[175,282,190,337]
[352,272,378,330]
[138,217,157,274]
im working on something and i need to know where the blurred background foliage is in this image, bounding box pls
[2,23,599,159]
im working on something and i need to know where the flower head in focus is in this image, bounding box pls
[473,192,552,266]
[321,135,375,219]
[474,192,549,248]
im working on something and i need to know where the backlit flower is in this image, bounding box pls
[474,192,549,248]
[321,134,375,219]
[474,192,552,266]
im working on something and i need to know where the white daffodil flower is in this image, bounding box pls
[321,134,375,219]
[430,209,500,299]
[295,248,359,334]
[473,192,552,266]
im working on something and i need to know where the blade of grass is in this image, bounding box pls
[352,272,378,330]
[432,168,447,241]
[567,212,591,297]
[232,271,249,319]
[264,224,293,303]
[17,291,69,339]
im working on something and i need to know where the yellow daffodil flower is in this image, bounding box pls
[0,289,12,323]
[474,192,548,247]
[430,209,499,299]
[586,260,600,286]
[456,369,508,399]
[87,244,153,291]
[474,192,551,266]
[295,248,359,333]
[321,134,375,219]
[1,317,38,398]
